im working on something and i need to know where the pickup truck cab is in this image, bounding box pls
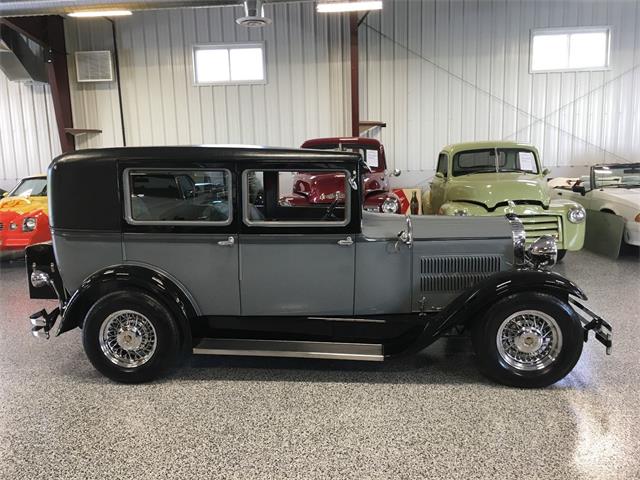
[27,146,610,387]
[423,142,586,261]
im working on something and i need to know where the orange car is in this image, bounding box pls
[0,175,50,259]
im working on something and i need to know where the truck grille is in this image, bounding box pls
[519,215,562,244]
[419,255,502,292]
[0,222,3,231]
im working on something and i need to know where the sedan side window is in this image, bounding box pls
[243,169,350,226]
[125,169,231,225]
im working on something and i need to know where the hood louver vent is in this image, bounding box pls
[419,255,502,292]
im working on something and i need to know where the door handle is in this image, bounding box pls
[337,236,353,246]
[218,236,235,247]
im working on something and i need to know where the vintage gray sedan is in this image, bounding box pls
[27,146,611,387]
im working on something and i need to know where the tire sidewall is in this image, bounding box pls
[82,290,180,383]
[473,292,583,388]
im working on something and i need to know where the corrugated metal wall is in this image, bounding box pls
[64,2,350,150]
[0,77,61,190]
[2,0,637,188]
[361,0,640,173]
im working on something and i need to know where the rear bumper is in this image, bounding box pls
[570,298,612,354]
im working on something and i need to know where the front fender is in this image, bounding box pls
[395,268,587,355]
[58,265,198,348]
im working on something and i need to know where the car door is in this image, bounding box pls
[238,167,357,316]
[429,153,448,212]
[122,167,241,316]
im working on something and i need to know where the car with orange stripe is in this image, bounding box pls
[0,175,51,259]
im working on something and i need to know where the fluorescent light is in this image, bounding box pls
[68,10,132,18]
[317,1,382,13]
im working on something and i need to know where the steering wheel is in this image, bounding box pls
[322,196,341,220]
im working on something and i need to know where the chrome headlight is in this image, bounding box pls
[381,197,400,214]
[567,205,586,224]
[526,235,558,269]
[23,217,37,232]
[506,214,526,266]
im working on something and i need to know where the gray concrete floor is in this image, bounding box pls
[0,249,639,479]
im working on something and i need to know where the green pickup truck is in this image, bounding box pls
[423,141,586,260]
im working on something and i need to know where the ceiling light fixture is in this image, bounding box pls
[68,10,132,18]
[317,1,382,13]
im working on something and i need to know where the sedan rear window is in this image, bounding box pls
[125,169,231,225]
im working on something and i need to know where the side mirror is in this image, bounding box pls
[392,168,401,177]
[542,168,550,176]
[571,184,586,196]
[435,172,444,179]
[1,192,7,197]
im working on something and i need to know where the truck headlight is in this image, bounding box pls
[567,205,586,224]
[23,217,37,232]
[381,197,400,214]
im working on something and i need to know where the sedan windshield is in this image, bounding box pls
[593,164,640,189]
[452,149,539,176]
[9,178,47,197]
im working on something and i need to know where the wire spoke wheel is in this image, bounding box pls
[496,310,563,372]
[99,310,157,368]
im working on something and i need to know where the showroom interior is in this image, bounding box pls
[0,0,639,478]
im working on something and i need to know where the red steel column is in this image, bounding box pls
[349,11,359,137]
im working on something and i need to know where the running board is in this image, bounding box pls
[193,338,384,362]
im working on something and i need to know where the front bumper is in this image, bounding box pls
[570,298,613,354]
[624,220,640,246]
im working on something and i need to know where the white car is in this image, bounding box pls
[551,164,640,247]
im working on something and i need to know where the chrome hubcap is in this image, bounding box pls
[99,310,157,368]
[496,310,562,371]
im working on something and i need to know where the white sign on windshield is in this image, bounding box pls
[519,151,536,171]
[366,149,379,168]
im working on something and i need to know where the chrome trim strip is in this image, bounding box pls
[193,338,384,362]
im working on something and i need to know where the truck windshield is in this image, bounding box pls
[9,178,47,197]
[452,149,539,176]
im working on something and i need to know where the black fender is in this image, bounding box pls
[394,268,587,355]
[58,265,198,352]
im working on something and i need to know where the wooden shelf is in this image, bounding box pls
[65,128,102,136]
[359,121,386,135]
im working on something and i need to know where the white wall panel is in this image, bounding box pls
[0,76,61,190]
[66,2,350,151]
[361,0,640,174]
[61,0,639,183]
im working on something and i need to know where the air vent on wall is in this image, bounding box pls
[75,50,113,82]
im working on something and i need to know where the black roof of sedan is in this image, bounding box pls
[51,145,362,166]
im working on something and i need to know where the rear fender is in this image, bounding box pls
[59,265,198,351]
[396,269,587,355]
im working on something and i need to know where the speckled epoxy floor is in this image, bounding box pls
[1,249,639,479]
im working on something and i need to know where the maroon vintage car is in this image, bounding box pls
[279,137,401,213]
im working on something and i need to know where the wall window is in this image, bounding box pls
[193,43,265,85]
[243,169,351,226]
[125,169,232,225]
[530,27,611,72]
